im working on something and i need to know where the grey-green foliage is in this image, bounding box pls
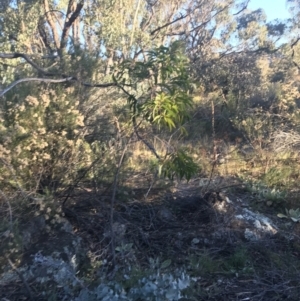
[75,270,194,301]
[278,208,300,222]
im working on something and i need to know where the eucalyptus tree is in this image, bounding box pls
[0,0,255,79]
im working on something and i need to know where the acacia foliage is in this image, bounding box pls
[0,86,93,191]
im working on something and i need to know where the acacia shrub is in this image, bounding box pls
[0,86,97,193]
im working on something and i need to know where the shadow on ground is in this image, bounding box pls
[1,176,300,300]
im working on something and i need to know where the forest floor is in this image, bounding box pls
[1,175,300,300]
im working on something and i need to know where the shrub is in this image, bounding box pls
[0,87,92,192]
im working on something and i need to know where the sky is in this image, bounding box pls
[248,0,290,21]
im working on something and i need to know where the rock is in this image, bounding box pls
[0,214,86,293]
[234,208,278,241]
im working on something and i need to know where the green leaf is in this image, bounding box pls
[160,259,172,269]
[277,213,287,218]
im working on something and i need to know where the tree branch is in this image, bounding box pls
[291,36,300,49]
[0,51,124,97]
[0,77,119,97]
[0,52,57,76]
[60,0,84,52]
[188,4,231,35]
[0,77,73,97]
[233,0,250,16]
[150,13,189,36]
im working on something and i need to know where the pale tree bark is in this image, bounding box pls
[60,0,84,54]
[43,0,61,50]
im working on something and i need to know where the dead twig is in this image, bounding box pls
[203,99,217,194]
[6,256,34,301]
[109,137,132,278]
[0,190,13,230]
